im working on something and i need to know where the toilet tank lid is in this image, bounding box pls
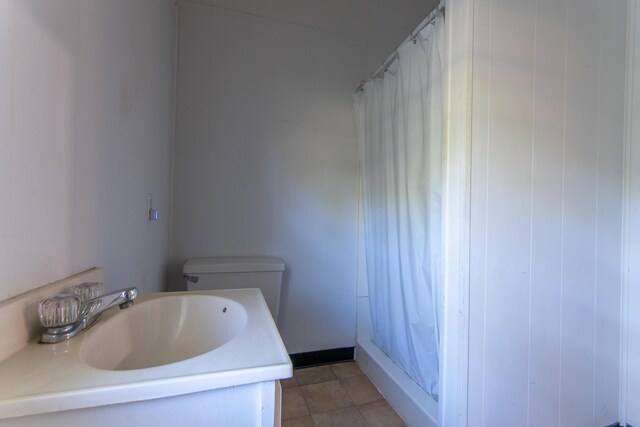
[183,257,285,274]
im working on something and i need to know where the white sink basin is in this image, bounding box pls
[0,288,291,420]
[81,294,248,370]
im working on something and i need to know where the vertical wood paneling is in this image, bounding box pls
[625,2,640,426]
[468,0,492,422]
[527,0,567,425]
[560,1,601,424]
[481,0,536,424]
[593,2,627,424]
[440,0,475,423]
[468,1,627,425]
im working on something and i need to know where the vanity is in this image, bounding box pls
[0,268,291,426]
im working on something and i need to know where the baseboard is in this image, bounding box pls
[289,347,354,368]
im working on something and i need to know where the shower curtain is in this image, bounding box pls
[353,11,444,400]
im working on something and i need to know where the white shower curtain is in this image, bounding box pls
[353,11,444,400]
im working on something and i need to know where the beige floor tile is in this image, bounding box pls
[312,406,368,427]
[281,415,316,427]
[281,376,299,388]
[300,380,353,413]
[330,362,363,379]
[282,387,310,420]
[340,374,383,405]
[358,400,406,427]
[294,365,337,386]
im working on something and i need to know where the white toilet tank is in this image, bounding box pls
[183,257,285,322]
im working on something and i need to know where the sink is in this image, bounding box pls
[0,284,291,422]
[81,294,248,370]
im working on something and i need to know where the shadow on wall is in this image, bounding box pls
[0,1,80,299]
[0,0,174,300]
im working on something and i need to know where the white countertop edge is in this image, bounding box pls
[0,288,293,420]
[0,362,293,419]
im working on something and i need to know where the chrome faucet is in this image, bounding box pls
[39,286,139,344]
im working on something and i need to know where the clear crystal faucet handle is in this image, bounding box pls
[38,294,81,330]
[70,282,105,302]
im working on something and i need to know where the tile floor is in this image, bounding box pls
[281,362,406,427]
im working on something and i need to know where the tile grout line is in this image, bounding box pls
[293,373,314,422]
[285,363,403,426]
[353,402,372,427]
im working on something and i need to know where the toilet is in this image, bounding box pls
[183,257,285,322]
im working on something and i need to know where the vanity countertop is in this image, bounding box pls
[0,289,292,419]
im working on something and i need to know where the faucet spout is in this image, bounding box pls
[82,287,139,322]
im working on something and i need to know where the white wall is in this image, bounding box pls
[467,0,627,426]
[170,0,438,354]
[365,0,438,75]
[172,0,436,77]
[0,0,176,300]
[170,0,363,354]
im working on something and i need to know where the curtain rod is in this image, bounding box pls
[355,0,444,92]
